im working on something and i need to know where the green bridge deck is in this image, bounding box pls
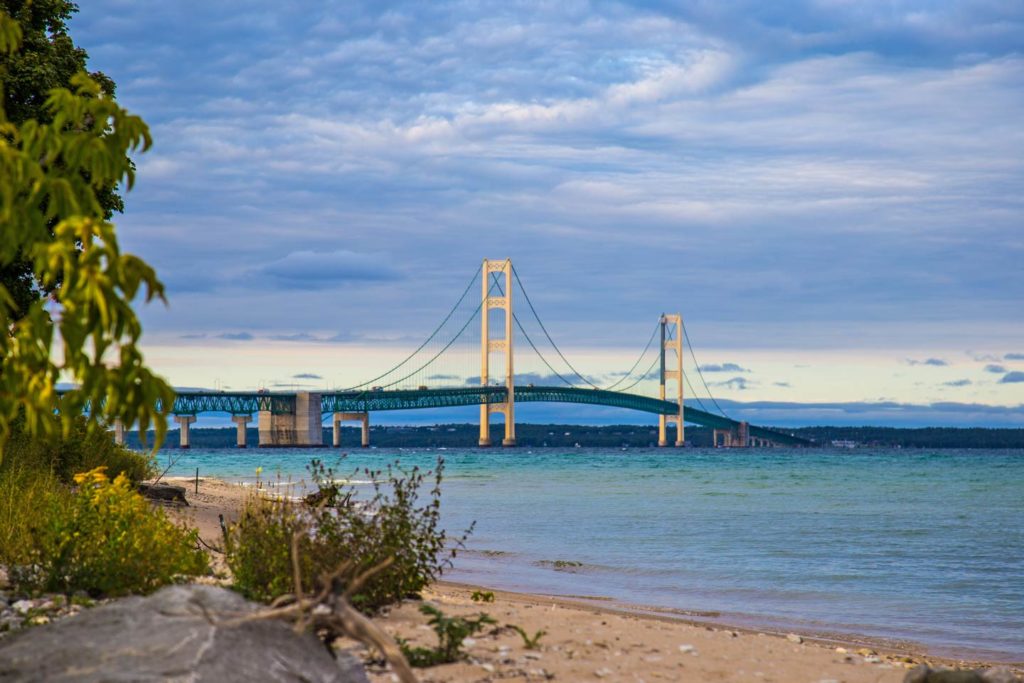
[168,386,809,446]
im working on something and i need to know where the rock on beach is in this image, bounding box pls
[904,665,1023,683]
[0,584,368,683]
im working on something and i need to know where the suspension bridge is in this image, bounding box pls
[114,259,808,449]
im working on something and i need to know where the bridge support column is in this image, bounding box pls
[232,414,252,448]
[737,421,750,448]
[332,412,370,448]
[658,314,685,447]
[174,415,196,449]
[112,419,126,446]
[258,392,324,447]
[479,258,515,447]
[713,428,740,448]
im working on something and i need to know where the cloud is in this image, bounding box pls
[907,358,948,367]
[773,381,791,388]
[710,399,1024,428]
[464,372,599,386]
[699,363,749,373]
[711,376,752,390]
[942,379,972,387]
[426,374,461,381]
[1006,353,1024,360]
[65,0,1024,380]
[259,250,400,289]
[269,333,318,342]
[999,371,1024,384]
[984,364,1007,374]
[178,333,207,339]
[292,373,323,379]
[217,332,254,341]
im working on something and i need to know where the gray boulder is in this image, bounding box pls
[0,584,369,682]
[904,666,1022,683]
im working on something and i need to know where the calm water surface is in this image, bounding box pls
[162,447,1024,660]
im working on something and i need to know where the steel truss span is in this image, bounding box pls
[170,386,808,446]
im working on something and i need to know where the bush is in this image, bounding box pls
[225,457,471,612]
[7,467,208,596]
[3,415,155,484]
[222,494,318,603]
[0,461,62,568]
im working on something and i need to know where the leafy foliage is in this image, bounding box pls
[3,413,155,484]
[398,604,496,667]
[0,1,122,321]
[225,457,472,612]
[0,8,173,460]
[471,589,495,603]
[222,493,316,604]
[0,458,59,570]
[509,624,547,649]
[6,467,208,596]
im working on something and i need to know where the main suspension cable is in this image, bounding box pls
[513,314,576,387]
[603,321,661,391]
[681,320,731,418]
[487,271,575,387]
[376,276,501,390]
[344,268,479,390]
[510,265,600,389]
[684,372,712,413]
[611,352,661,393]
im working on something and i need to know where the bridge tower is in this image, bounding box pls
[479,258,515,447]
[659,313,685,447]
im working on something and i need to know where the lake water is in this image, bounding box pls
[161,447,1024,661]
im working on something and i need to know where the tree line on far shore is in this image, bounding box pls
[131,423,1024,450]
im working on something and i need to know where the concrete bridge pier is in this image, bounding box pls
[112,419,126,446]
[737,421,750,448]
[231,414,252,448]
[332,412,370,448]
[258,392,323,448]
[712,422,753,448]
[174,415,196,449]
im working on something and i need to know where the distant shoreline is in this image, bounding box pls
[134,423,1024,450]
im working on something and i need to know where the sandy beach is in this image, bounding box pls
[160,475,1020,682]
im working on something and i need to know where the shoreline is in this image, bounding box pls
[164,475,1022,678]
[434,581,1020,671]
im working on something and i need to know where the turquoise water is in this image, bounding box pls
[162,447,1024,661]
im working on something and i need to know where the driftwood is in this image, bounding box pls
[137,482,189,506]
[304,486,352,509]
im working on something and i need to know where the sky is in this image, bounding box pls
[69,1,1024,427]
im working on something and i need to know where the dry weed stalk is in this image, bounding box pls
[225,531,417,683]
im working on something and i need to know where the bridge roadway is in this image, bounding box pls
[170,386,809,446]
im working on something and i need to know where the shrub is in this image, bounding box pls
[3,415,155,484]
[9,467,208,596]
[222,494,319,603]
[398,604,496,667]
[225,457,471,612]
[0,462,64,568]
